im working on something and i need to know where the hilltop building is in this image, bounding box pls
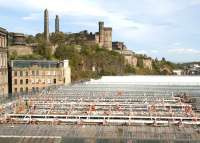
[9,32,26,45]
[0,27,8,97]
[112,42,127,51]
[8,60,71,95]
[95,22,112,50]
[173,69,184,76]
[182,64,200,75]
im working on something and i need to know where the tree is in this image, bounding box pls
[137,58,143,68]
[50,32,65,45]
[9,50,18,60]
[162,57,166,62]
[35,40,52,60]
[25,35,36,44]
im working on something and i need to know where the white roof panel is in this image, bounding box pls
[88,76,200,86]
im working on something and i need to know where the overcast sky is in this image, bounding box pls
[1,0,200,63]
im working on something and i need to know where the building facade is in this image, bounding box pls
[112,42,127,51]
[114,49,137,67]
[0,27,8,97]
[9,32,26,45]
[95,22,112,50]
[9,60,71,94]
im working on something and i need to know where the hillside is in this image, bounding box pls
[9,32,177,81]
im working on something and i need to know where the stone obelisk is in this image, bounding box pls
[55,15,59,33]
[44,9,49,41]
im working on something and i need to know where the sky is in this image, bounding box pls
[1,0,200,63]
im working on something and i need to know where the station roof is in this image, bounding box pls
[88,75,200,86]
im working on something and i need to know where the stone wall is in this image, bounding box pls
[103,28,112,50]
[9,45,33,56]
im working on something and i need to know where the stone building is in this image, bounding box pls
[143,58,152,70]
[9,32,26,45]
[8,60,71,95]
[113,42,137,67]
[114,49,137,67]
[95,22,112,50]
[0,27,8,97]
[112,42,127,51]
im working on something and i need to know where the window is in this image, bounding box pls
[14,71,17,76]
[25,87,28,93]
[14,79,17,85]
[26,71,28,76]
[20,88,23,92]
[32,87,35,91]
[36,71,39,76]
[54,79,56,84]
[14,88,17,93]
[20,79,23,85]
[36,87,39,91]
[32,71,35,76]
[20,71,23,76]
[26,79,28,84]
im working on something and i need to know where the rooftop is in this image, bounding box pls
[1,76,200,142]
[10,60,62,68]
[0,27,7,34]
[104,27,112,31]
[89,75,200,85]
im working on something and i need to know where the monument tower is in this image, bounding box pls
[99,21,104,47]
[55,15,59,33]
[44,9,49,41]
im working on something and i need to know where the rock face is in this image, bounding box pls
[143,58,152,70]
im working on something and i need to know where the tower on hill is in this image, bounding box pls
[55,15,59,33]
[44,9,49,41]
[99,21,104,47]
[96,21,112,50]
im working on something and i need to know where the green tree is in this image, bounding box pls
[50,32,65,45]
[25,35,36,44]
[35,40,52,60]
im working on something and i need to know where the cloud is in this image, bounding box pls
[1,0,200,62]
[151,50,159,54]
[168,48,200,54]
[190,0,200,5]
[22,13,41,20]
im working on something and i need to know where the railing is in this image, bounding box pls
[0,85,60,105]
